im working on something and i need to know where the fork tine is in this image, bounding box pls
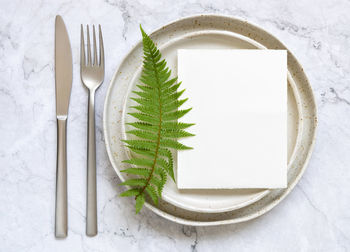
[92,25,98,66]
[98,25,104,68]
[80,24,85,66]
[86,25,92,66]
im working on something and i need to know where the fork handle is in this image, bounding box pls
[55,118,68,238]
[86,90,97,236]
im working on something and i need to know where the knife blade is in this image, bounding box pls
[55,15,72,117]
[54,15,72,238]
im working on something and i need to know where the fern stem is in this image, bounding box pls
[138,45,163,197]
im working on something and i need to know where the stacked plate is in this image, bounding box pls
[103,15,317,226]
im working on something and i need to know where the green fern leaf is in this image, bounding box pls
[128,112,159,124]
[135,194,145,214]
[126,130,158,141]
[161,77,178,90]
[131,105,159,115]
[130,97,156,107]
[120,178,147,187]
[119,25,194,213]
[126,147,155,158]
[126,122,158,132]
[122,139,156,150]
[162,108,192,121]
[145,185,158,205]
[121,168,151,177]
[159,139,192,150]
[163,98,188,112]
[122,158,154,168]
[152,168,167,196]
[162,129,195,138]
[120,188,140,197]
[161,122,195,130]
[157,168,167,195]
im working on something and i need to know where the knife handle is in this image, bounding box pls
[55,118,68,238]
[86,91,97,236]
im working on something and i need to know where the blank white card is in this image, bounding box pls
[177,49,287,189]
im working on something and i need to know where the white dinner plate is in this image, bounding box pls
[103,15,317,224]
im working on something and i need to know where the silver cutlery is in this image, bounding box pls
[80,24,105,237]
[55,15,73,238]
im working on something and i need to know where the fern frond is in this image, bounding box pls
[145,185,158,205]
[122,158,154,168]
[162,108,192,121]
[120,188,140,197]
[163,98,188,112]
[122,139,157,149]
[135,194,145,214]
[161,122,195,130]
[128,112,159,124]
[159,139,192,150]
[126,130,158,141]
[121,168,151,177]
[120,178,147,187]
[119,25,194,213]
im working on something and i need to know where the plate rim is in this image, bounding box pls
[103,13,317,225]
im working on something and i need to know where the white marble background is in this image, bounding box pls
[0,0,349,251]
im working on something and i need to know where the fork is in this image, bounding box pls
[80,24,104,237]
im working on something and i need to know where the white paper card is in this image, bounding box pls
[177,49,287,189]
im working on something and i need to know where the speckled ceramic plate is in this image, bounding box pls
[103,15,317,224]
[121,32,301,213]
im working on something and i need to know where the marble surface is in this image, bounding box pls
[0,0,349,251]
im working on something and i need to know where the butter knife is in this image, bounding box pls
[54,15,72,238]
